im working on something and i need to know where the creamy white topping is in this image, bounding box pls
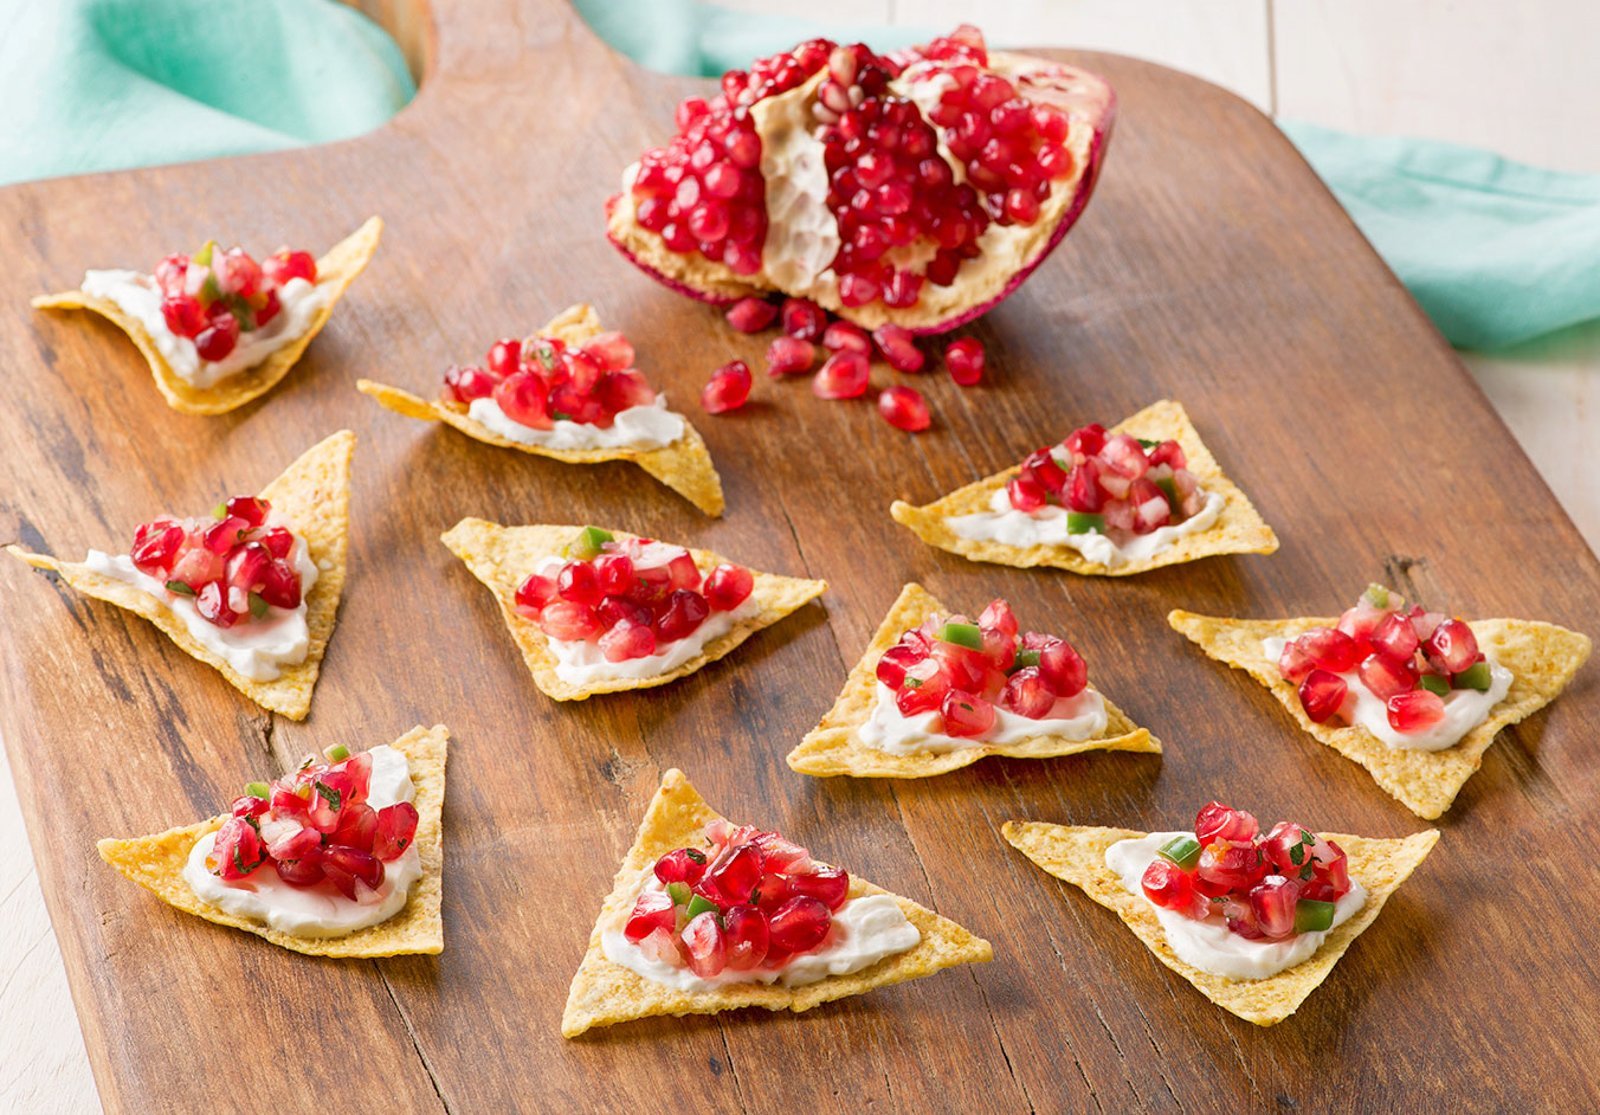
[1106,832,1367,981]
[467,394,685,451]
[80,270,326,389]
[601,870,919,991]
[183,745,423,938]
[83,516,319,681]
[1261,636,1512,751]
[945,487,1225,568]
[858,681,1107,755]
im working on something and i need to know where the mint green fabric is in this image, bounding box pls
[0,0,412,187]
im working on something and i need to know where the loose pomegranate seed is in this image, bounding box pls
[1428,619,1479,674]
[1369,611,1421,662]
[1029,634,1087,698]
[493,372,553,429]
[131,523,184,577]
[372,802,419,861]
[1296,627,1362,674]
[654,847,708,886]
[813,350,870,398]
[681,912,727,978]
[194,313,240,362]
[1006,473,1048,512]
[726,297,779,333]
[1194,802,1259,845]
[877,385,930,431]
[822,321,870,355]
[655,589,710,642]
[872,325,925,372]
[323,845,384,895]
[722,905,771,970]
[702,843,763,906]
[599,618,657,661]
[1141,858,1197,912]
[273,849,325,888]
[1298,669,1349,723]
[263,249,317,286]
[625,891,678,943]
[1358,652,1417,702]
[702,564,753,611]
[486,338,522,378]
[1249,876,1301,938]
[701,359,752,413]
[766,336,816,376]
[582,331,635,372]
[539,600,601,641]
[944,337,985,386]
[1387,689,1446,733]
[940,689,996,737]
[788,865,849,911]
[1000,666,1056,718]
[766,896,831,954]
[781,298,827,340]
[557,560,603,606]
[257,559,302,609]
[161,293,206,338]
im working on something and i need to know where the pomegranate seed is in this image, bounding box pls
[1277,637,1318,684]
[1428,619,1479,674]
[703,564,754,611]
[931,639,991,693]
[539,600,601,641]
[1262,821,1348,899]
[131,523,184,577]
[258,559,302,609]
[895,657,951,716]
[599,619,657,661]
[654,848,708,886]
[1296,627,1362,674]
[944,337,985,385]
[821,321,870,355]
[1099,434,1150,479]
[1387,689,1446,733]
[443,365,498,404]
[1020,449,1068,495]
[592,554,635,597]
[940,689,995,737]
[1128,478,1171,534]
[211,817,264,881]
[580,331,631,372]
[701,359,752,413]
[1006,472,1048,512]
[1359,652,1418,702]
[1197,840,1267,894]
[1369,611,1421,662]
[1065,423,1106,458]
[194,313,239,362]
[332,802,378,853]
[1031,635,1087,698]
[263,249,316,286]
[486,338,522,378]
[1298,669,1349,723]
[750,872,791,909]
[875,642,925,689]
[813,351,870,398]
[514,572,558,617]
[1140,858,1197,912]
[655,589,710,642]
[780,298,827,341]
[872,324,925,372]
[372,802,419,861]
[1194,803,1260,845]
[273,849,325,888]
[999,667,1054,718]
[557,560,603,606]
[726,298,778,334]
[625,891,677,942]
[766,336,816,376]
[767,896,831,953]
[681,912,727,977]
[1249,876,1300,938]
[324,845,384,894]
[877,385,930,432]
[493,372,553,429]
[195,581,236,628]
[665,552,701,590]
[789,866,849,910]
[1147,440,1186,469]
[722,905,770,970]
[702,843,763,906]
[161,293,206,338]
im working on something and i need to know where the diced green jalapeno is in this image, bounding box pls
[248,592,268,619]
[1157,835,1201,870]
[244,781,271,799]
[572,525,613,559]
[686,894,719,920]
[165,580,196,596]
[1294,898,1336,933]
[937,622,982,649]
[1417,674,1450,697]
[666,882,692,906]
[1453,661,1492,691]
[1137,438,1159,449]
[212,502,227,520]
[1014,648,1041,670]
[323,743,350,762]
[1066,511,1105,535]
[1364,582,1403,609]
[1154,477,1179,510]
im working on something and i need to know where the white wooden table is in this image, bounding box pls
[5,2,1595,1110]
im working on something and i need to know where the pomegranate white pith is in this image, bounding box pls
[607,26,1116,332]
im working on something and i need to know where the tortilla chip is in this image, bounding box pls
[32,217,382,416]
[1168,609,1592,819]
[1002,820,1437,1026]
[7,430,354,720]
[787,583,1160,778]
[562,768,992,1037]
[889,400,1278,576]
[356,303,724,516]
[440,519,824,701]
[96,724,448,958]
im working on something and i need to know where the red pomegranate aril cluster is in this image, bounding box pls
[701,359,752,413]
[1006,423,1205,536]
[515,532,753,660]
[1140,803,1352,941]
[441,328,656,430]
[212,748,418,899]
[876,598,1089,736]
[155,242,316,362]
[1277,584,1491,733]
[624,821,849,978]
[130,496,305,629]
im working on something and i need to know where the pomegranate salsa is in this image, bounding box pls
[1005,424,1209,537]
[148,242,317,364]
[1277,584,1507,740]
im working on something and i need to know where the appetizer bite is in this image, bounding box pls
[97,725,447,958]
[1170,584,1591,818]
[32,217,381,415]
[789,582,1159,777]
[891,400,1277,575]
[607,25,1114,333]
[562,769,990,1036]
[7,431,353,719]
[440,520,824,701]
[1004,802,1438,1026]
[359,305,724,516]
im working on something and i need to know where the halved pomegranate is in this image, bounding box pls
[607,25,1116,333]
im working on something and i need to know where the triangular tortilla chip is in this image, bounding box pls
[1002,820,1438,1026]
[788,582,1160,777]
[32,216,382,415]
[890,400,1277,575]
[1168,609,1592,819]
[8,430,354,720]
[440,519,824,701]
[357,303,724,516]
[562,768,992,1037]
[96,724,448,958]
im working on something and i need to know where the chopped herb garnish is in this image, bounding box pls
[551,410,573,421]
[248,592,268,619]
[685,848,707,864]
[1137,437,1159,449]
[534,344,555,369]
[314,780,342,811]
[1289,843,1306,866]
[1299,865,1314,880]
[165,579,197,596]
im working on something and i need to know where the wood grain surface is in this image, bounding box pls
[2,1,1597,1111]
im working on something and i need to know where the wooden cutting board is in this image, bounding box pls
[3,1,1597,1110]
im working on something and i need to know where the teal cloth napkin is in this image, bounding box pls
[0,0,412,188]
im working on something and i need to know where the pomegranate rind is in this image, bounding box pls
[562,768,991,1037]
[606,55,1116,334]
[890,399,1277,576]
[358,304,724,516]
[1003,821,1438,1026]
[787,582,1158,778]
[7,429,354,720]
[95,724,448,958]
[439,520,825,701]
[32,216,382,416]
[1169,610,1592,819]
